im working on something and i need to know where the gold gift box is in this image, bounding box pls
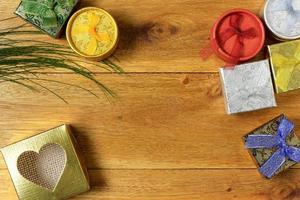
[268,40,300,93]
[242,114,300,178]
[1,125,90,200]
[66,7,119,61]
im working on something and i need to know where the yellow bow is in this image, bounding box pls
[72,12,110,55]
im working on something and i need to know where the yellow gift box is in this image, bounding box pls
[66,7,119,60]
[1,125,90,200]
[268,40,300,93]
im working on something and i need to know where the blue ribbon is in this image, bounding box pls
[245,117,300,178]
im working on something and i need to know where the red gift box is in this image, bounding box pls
[203,9,265,64]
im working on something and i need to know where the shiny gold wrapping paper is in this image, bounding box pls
[1,125,90,200]
[268,40,300,93]
[242,114,300,178]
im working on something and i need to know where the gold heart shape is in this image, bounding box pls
[17,143,66,191]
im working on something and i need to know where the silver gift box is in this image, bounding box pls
[219,60,277,114]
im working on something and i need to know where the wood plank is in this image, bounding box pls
[0,73,300,169]
[1,169,300,200]
[0,0,266,73]
[2,1,297,199]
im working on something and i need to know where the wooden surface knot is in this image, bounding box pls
[140,14,196,43]
[141,21,178,42]
[182,76,190,85]
[270,183,300,200]
[206,82,222,98]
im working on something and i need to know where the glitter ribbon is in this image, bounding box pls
[21,0,75,28]
[245,118,300,178]
[200,14,258,65]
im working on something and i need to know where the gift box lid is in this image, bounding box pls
[219,59,277,114]
[263,0,300,41]
[66,7,119,60]
[210,9,265,64]
[1,125,90,200]
[15,0,80,38]
[268,39,300,93]
[243,115,300,179]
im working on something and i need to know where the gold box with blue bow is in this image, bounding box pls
[243,115,300,179]
[1,125,90,200]
[268,40,300,93]
[15,0,79,38]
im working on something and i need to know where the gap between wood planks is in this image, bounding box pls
[24,72,220,74]
[1,167,300,170]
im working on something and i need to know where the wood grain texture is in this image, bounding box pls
[2,169,300,200]
[0,74,300,170]
[0,0,266,72]
[1,0,299,200]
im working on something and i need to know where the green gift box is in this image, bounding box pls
[15,0,79,38]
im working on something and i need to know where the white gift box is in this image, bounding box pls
[219,60,277,114]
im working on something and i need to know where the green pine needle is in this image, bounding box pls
[0,17,123,103]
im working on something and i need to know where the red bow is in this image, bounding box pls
[219,14,257,61]
[200,14,258,65]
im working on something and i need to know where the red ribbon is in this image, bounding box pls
[200,13,258,65]
[220,14,257,60]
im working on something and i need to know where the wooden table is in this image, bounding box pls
[1,0,300,199]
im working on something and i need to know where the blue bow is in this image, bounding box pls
[245,118,300,178]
